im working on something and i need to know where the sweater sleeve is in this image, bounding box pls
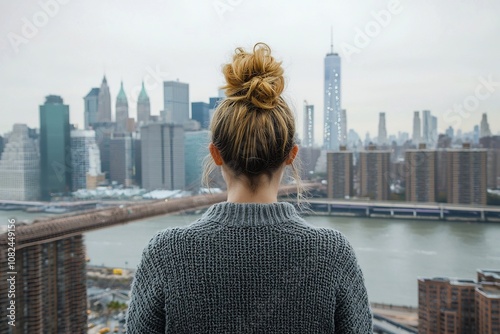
[126,232,166,334]
[333,234,373,333]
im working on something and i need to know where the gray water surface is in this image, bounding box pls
[82,213,500,306]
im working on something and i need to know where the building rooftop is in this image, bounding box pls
[451,279,476,286]
[418,277,477,286]
[44,95,64,104]
[445,147,488,152]
[70,129,96,138]
[116,81,128,104]
[478,269,500,282]
[138,81,149,102]
[85,87,100,98]
[476,283,500,298]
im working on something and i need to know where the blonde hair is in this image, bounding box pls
[203,43,301,194]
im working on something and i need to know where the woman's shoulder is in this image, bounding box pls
[288,220,358,258]
[283,215,351,242]
[144,218,218,249]
[146,225,197,245]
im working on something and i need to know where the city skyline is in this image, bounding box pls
[3,74,497,145]
[1,1,499,142]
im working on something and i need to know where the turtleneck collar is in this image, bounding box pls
[201,201,300,227]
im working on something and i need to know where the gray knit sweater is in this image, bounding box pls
[126,202,372,333]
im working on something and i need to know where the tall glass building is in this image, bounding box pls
[141,123,185,190]
[162,80,189,125]
[83,87,99,130]
[70,129,103,191]
[191,102,210,129]
[40,95,71,200]
[110,133,133,186]
[97,76,112,122]
[422,110,432,145]
[323,43,344,151]
[412,111,421,144]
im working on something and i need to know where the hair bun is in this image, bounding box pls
[222,43,284,110]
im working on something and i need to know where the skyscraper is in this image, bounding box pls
[162,80,189,125]
[436,150,448,201]
[208,96,222,125]
[486,150,499,189]
[422,110,431,145]
[412,111,421,144]
[84,87,99,129]
[302,102,314,147]
[191,102,210,129]
[137,81,151,127]
[323,38,344,151]
[92,121,115,181]
[0,135,4,158]
[70,129,103,191]
[115,81,129,133]
[479,136,500,189]
[209,96,222,110]
[0,235,88,333]
[445,126,454,139]
[473,125,480,144]
[431,115,438,146]
[447,144,488,205]
[0,124,40,200]
[480,113,492,138]
[133,134,142,187]
[341,109,347,146]
[378,112,388,145]
[39,95,72,200]
[405,147,437,202]
[327,147,353,199]
[110,133,133,186]
[141,123,185,190]
[86,136,105,189]
[97,76,112,122]
[359,145,391,200]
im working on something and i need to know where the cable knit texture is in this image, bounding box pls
[126,202,372,333]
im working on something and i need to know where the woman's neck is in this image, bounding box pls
[225,172,282,204]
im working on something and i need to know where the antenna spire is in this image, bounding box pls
[330,26,334,53]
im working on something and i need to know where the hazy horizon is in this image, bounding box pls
[1,0,499,144]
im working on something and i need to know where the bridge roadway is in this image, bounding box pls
[2,184,317,250]
[0,199,98,206]
[297,198,500,221]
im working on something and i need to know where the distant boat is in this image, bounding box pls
[44,207,68,214]
[25,206,45,213]
[0,205,22,211]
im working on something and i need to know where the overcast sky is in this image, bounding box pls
[1,0,499,144]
